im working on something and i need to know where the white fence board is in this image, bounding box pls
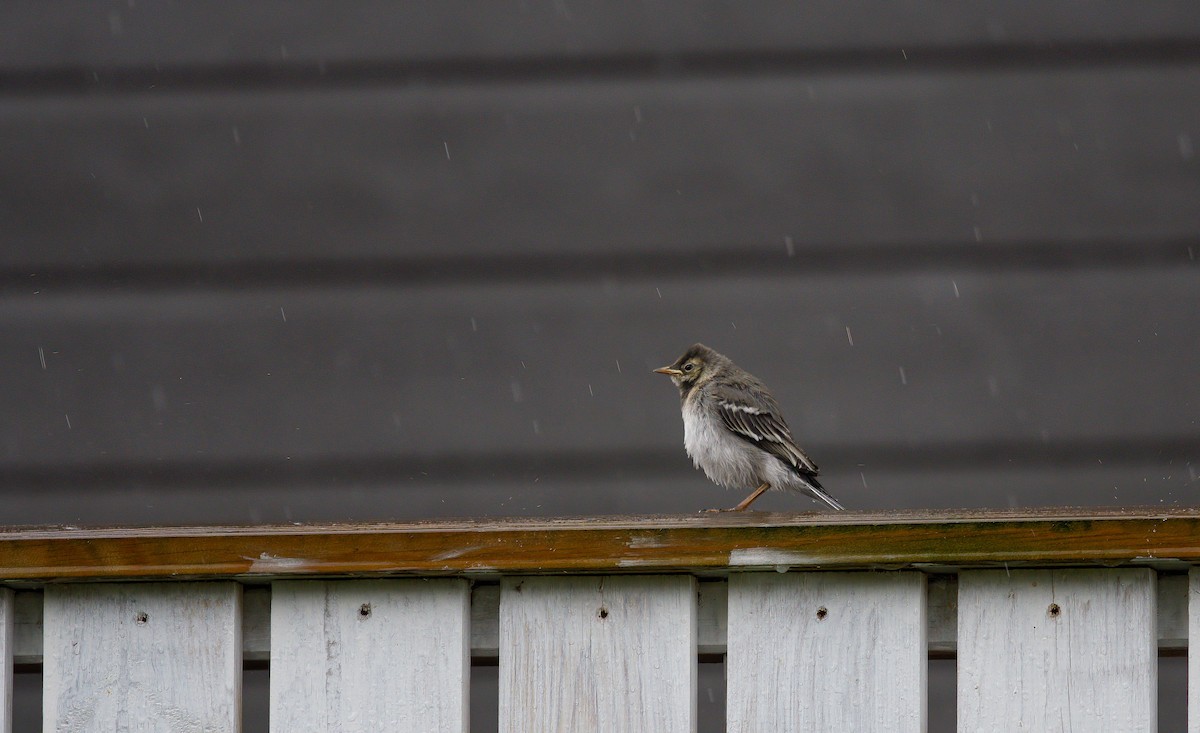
[958,568,1156,732]
[0,588,11,733]
[42,582,241,733]
[1190,568,1199,733]
[499,575,696,733]
[270,579,469,733]
[727,571,926,731]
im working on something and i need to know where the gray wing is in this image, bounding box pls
[712,384,820,475]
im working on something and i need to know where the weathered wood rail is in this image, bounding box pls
[1,508,1197,731]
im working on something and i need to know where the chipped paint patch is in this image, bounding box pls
[245,552,310,572]
[729,548,817,567]
[627,534,666,549]
[617,557,664,567]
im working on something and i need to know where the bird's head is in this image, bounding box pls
[653,343,719,389]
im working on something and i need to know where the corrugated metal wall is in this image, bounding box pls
[2,2,1198,525]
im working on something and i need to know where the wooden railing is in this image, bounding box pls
[1,508,1197,731]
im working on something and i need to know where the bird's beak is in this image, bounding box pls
[654,366,683,377]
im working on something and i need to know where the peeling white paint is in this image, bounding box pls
[245,553,310,573]
[616,557,663,567]
[729,548,817,567]
[627,534,666,549]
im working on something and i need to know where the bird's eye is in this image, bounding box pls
[683,363,695,372]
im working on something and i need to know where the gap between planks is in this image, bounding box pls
[7,573,1189,666]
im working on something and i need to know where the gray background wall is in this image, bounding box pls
[1,2,1197,729]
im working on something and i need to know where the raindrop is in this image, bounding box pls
[844,326,854,346]
[443,141,451,160]
[532,420,540,434]
[470,317,478,332]
[142,117,149,129]
[900,48,908,60]
[655,287,662,298]
[952,280,960,298]
[615,359,622,373]
[510,380,523,403]
[973,226,982,242]
[64,413,72,430]
[784,236,795,257]
[38,346,46,370]
[196,207,204,223]
[232,126,241,145]
[588,384,594,397]
[860,472,868,488]
[279,307,287,322]
[898,366,907,385]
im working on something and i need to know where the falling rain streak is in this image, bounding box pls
[38,346,46,370]
[898,366,907,385]
[845,326,854,346]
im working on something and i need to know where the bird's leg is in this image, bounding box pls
[705,482,771,512]
[731,482,771,511]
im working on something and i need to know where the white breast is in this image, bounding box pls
[681,396,761,489]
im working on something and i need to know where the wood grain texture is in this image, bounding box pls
[270,579,468,733]
[3,68,1199,270]
[8,571,1192,665]
[957,569,1156,732]
[42,582,241,732]
[0,509,1197,580]
[0,588,10,733]
[498,575,695,733]
[1191,568,1199,733]
[4,1,1199,70]
[727,572,925,731]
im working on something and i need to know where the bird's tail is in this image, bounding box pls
[799,474,845,511]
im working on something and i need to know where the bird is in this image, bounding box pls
[653,343,844,512]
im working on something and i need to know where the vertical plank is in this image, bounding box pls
[0,588,12,733]
[958,569,1156,732]
[43,582,241,733]
[726,571,926,731]
[1190,568,1199,733]
[499,575,696,733]
[270,579,469,733]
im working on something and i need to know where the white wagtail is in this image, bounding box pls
[654,343,844,512]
